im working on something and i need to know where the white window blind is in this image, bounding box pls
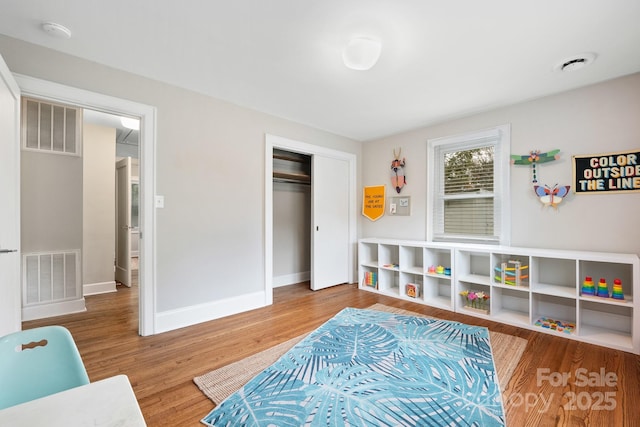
[428,125,510,244]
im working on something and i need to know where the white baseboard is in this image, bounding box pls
[22,298,86,321]
[273,271,310,288]
[83,281,117,296]
[155,290,268,333]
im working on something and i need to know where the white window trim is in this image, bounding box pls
[427,124,511,245]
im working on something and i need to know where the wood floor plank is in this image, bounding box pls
[22,282,639,426]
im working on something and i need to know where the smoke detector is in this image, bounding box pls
[41,22,72,39]
[554,53,596,72]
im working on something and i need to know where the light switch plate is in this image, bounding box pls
[155,195,165,208]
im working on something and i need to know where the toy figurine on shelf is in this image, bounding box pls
[363,271,378,289]
[612,278,625,300]
[494,260,529,286]
[582,276,595,296]
[459,290,490,314]
[406,283,421,298]
[597,278,610,298]
[534,317,576,334]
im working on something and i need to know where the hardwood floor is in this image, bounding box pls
[23,283,639,426]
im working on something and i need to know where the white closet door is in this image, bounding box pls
[311,154,349,290]
[0,54,21,335]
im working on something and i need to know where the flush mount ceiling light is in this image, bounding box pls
[120,117,140,131]
[41,22,72,39]
[342,37,382,71]
[554,52,597,72]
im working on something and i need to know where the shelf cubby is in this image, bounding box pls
[579,260,634,302]
[531,257,577,299]
[532,293,577,335]
[579,300,633,351]
[399,245,424,274]
[378,268,399,297]
[379,244,399,269]
[424,248,452,274]
[491,286,530,326]
[423,276,452,310]
[359,242,378,268]
[456,251,491,285]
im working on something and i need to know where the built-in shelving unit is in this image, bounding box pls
[273,150,311,184]
[358,238,640,354]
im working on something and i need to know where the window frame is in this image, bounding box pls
[427,124,511,245]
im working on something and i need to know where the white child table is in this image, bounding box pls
[0,374,146,426]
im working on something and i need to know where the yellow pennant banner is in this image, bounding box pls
[362,185,385,221]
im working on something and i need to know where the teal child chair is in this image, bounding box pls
[0,325,90,409]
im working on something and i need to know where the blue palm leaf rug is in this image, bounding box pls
[201,307,505,426]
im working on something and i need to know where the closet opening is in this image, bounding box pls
[272,148,312,289]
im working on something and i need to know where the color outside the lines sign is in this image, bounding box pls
[362,185,385,221]
[572,150,640,194]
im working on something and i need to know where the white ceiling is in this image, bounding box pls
[1,1,639,141]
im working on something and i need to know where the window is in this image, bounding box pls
[427,125,510,245]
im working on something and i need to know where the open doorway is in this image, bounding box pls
[16,74,156,336]
[84,109,140,292]
[20,104,140,321]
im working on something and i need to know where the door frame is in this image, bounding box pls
[15,73,157,336]
[264,134,357,304]
[0,55,21,335]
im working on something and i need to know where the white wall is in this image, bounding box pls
[361,73,640,255]
[82,123,116,289]
[0,35,362,322]
[21,150,82,252]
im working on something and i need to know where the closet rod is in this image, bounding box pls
[273,177,311,185]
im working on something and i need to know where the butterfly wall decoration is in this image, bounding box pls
[534,184,571,209]
[511,149,571,209]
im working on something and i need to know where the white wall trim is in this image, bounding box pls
[14,73,158,336]
[22,298,86,321]
[83,281,117,296]
[155,291,266,333]
[273,271,310,288]
[265,134,357,302]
